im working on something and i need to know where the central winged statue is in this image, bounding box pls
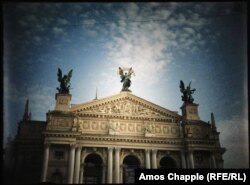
[57,68,73,94]
[118,67,135,92]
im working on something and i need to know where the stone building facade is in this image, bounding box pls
[12,90,225,184]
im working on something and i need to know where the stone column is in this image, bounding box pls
[102,164,106,184]
[145,149,151,169]
[181,150,187,169]
[188,150,194,169]
[185,153,190,168]
[211,153,217,169]
[41,143,50,182]
[151,149,157,169]
[107,147,113,183]
[73,146,82,183]
[120,165,123,184]
[68,144,76,184]
[114,147,120,183]
[79,164,84,184]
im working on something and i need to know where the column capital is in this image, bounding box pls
[75,145,82,150]
[108,147,114,152]
[188,150,194,153]
[115,147,121,152]
[152,149,158,154]
[44,142,51,148]
[69,143,76,149]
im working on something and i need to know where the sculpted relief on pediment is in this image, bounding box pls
[77,99,172,118]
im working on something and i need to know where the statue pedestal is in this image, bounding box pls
[55,93,72,111]
[120,89,132,93]
[180,103,200,121]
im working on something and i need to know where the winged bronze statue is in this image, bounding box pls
[180,80,196,103]
[57,68,73,94]
[118,67,135,91]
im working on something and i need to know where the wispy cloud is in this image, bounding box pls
[217,115,249,168]
[53,27,64,35]
[91,3,212,94]
[57,18,68,25]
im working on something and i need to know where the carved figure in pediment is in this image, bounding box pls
[81,98,171,119]
[109,121,119,131]
[124,102,132,114]
[73,116,79,126]
[145,123,155,133]
[72,116,79,131]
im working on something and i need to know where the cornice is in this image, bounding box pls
[43,131,80,138]
[79,135,184,145]
[74,112,177,122]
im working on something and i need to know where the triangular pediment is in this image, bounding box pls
[71,92,180,120]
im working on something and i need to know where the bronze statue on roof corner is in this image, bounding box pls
[180,80,196,103]
[57,68,73,94]
[118,67,135,92]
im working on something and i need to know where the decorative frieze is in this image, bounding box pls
[47,117,73,131]
[75,117,181,138]
[184,124,210,139]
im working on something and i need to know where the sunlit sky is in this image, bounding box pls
[3,2,248,168]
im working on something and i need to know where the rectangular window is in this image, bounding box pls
[54,151,64,160]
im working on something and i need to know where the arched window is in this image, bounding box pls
[159,156,177,168]
[123,155,140,183]
[51,169,63,184]
[83,153,103,184]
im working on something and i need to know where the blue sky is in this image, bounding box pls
[3,2,248,168]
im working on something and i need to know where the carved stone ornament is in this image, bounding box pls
[143,122,155,137]
[107,120,120,135]
[144,122,155,133]
[83,100,165,118]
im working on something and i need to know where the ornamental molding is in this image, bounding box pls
[42,131,216,146]
[75,118,180,138]
[43,131,80,138]
[78,135,184,145]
